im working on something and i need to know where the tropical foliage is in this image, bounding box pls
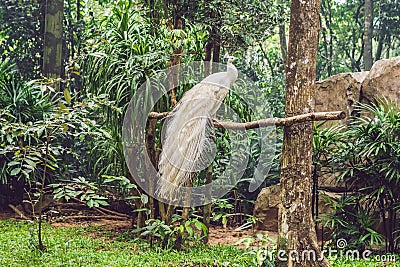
[314,99,400,252]
[0,0,399,261]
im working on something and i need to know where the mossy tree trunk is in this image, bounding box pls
[276,0,331,266]
[42,0,64,90]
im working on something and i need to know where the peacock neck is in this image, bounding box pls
[227,63,238,85]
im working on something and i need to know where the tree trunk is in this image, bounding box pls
[158,2,183,223]
[167,3,183,108]
[212,33,220,73]
[279,23,288,67]
[375,30,385,61]
[146,118,157,220]
[276,0,331,266]
[204,39,213,75]
[385,35,391,59]
[363,0,373,70]
[320,0,334,77]
[42,0,64,90]
[202,165,213,244]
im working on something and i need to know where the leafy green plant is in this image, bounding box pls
[0,85,118,249]
[133,216,208,250]
[0,58,16,81]
[0,72,56,123]
[211,197,261,233]
[212,198,234,227]
[79,0,172,181]
[101,175,141,201]
[0,0,43,79]
[313,99,400,253]
[0,88,105,187]
[313,122,346,176]
[50,177,109,208]
[320,193,384,250]
[332,98,400,252]
[312,123,347,217]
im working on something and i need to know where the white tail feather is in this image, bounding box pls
[157,86,217,200]
[157,59,237,201]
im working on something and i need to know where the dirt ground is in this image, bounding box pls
[0,211,16,221]
[1,211,276,247]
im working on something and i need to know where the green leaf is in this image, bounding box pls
[54,192,64,199]
[195,221,208,234]
[45,164,56,171]
[213,213,223,221]
[222,216,227,226]
[87,199,94,208]
[141,194,148,204]
[21,170,29,179]
[133,208,149,213]
[10,168,21,176]
[95,200,109,206]
[125,196,140,200]
[185,225,194,237]
[24,159,36,168]
[22,164,34,171]
[6,134,13,144]
[52,187,63,194]
[37,126,45,137]
[131,228,142,234]
[140,230,150,236]
[64,89,72,105]
[7,161,19,167]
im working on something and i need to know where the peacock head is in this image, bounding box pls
[223,53,238,83]
[224,53,237,64]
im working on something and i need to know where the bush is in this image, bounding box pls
[319,98,400,253]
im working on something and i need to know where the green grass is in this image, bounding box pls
[0,219,255,267]
[0,219,397,267]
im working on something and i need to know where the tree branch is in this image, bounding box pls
[8,204,30,220]
[61,215,129,221]
[148,111,346,129]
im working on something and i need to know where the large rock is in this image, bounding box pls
[315,72,368,126]
[361,56,400,104]
[315,56,400,121]
[253,184,280,231]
